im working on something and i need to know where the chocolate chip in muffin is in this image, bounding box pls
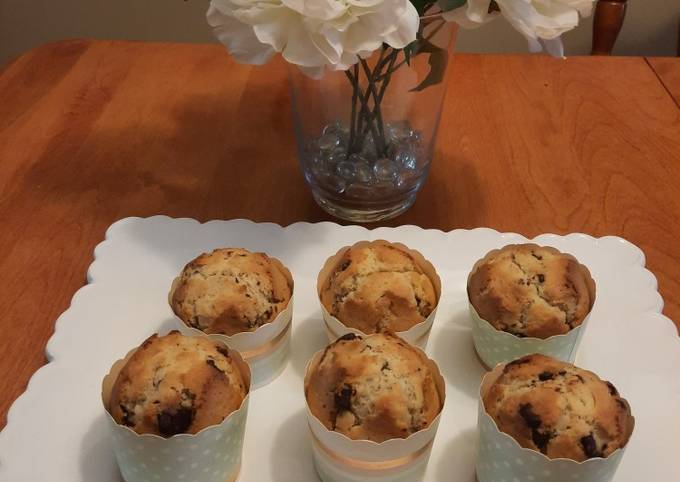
[158,407,194,437]
[538,371,554,381]
[532,430,554,454]
[519,403,553,454]
[580,433,602,458]
[206,358,224,373]
[334,385,354,413]
[519,403,542,429]
[119,403,136,427]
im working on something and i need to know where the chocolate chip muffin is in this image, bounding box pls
[170,248,292,336]
[468,244,595,339]
[319,241,437,334]
[305,332,443,443]
[483,354,634,461]
[109,332,248,437]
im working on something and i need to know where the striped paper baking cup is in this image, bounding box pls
[303,343,446,482]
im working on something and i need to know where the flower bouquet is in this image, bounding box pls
[208,0,595,222]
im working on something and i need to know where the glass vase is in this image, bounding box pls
[289,18,457,223]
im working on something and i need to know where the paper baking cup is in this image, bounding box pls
[101,339,251,482]
[317,240,441,350]
[303,346,446,482]
[470,304,591,368]
[170,257,294,389]
[468,244,596,368]
[475,364,634,482]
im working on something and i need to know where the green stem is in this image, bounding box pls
[360,58,387,157]
[359,49,399,154]
[375,19,446,82]
[376,51,399,106]
[345,66,359,157]
[345,66,377,155]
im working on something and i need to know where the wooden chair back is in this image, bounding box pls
[591,0,628,55]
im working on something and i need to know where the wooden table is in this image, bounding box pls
[648,57,680,107]
[1,40,679,428]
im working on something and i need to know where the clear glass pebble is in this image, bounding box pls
[395,171,418,189]
[373,158,398,182]
[311,157,332,178]
[323,122,350,146]
[393,144,417,171]
[324,146,347,165]
[318,173,347,194]
[318,133,341,152]
[387,121,413,143]
[359,134,378,159]
[352,160,374,184]
[336,161,357,181]
[323,121,343,136]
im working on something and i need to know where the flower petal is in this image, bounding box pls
[443,0,499,28]
[207,4,277,65]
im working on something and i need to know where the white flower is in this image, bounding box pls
[443,0,594,56]
[441,1,499,29]
[207,0,420,77]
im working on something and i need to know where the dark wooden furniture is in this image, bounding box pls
[592,0,628,55]
[1,40,679,429]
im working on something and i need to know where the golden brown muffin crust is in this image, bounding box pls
[109,332,248,437]
[320,242,437,334]
[170,248,292,336]
[468,244,595,338]
[483,354,634,461]
[305,332,443,443]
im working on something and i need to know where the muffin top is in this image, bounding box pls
[483,354,634,461]
[170,248,292,336]
[109,332,248,437]
[319,242,437,334]
[468,244,595,338]
[305,332,443,443]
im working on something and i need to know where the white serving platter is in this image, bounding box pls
[1,217,679,481]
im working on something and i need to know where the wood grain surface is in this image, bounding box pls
[1,40,680,429]
[647,57,680,108]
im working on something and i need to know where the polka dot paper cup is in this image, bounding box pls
[470,304,592,368]
[303,346,446,482]
[170,257,294,390]
[101,339,251,482]
[475,364,633,482]
[317,240,442,350]
[468,246,596,368]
